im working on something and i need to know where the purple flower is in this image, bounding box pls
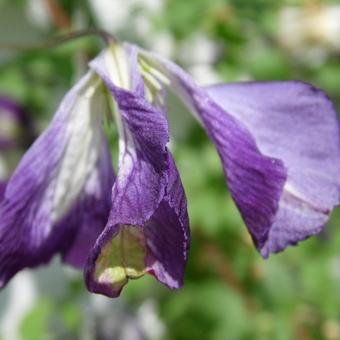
[0,43,189,297]
[85,45,189,297]
[0,39,339,297]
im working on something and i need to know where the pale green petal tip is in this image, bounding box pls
[95,225,147,292]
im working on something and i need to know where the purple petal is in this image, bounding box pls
[85,44,189,297]
[206,81,340,256]
[137,50,287,253]
[61,138,114,269]
[145,154,190,289]
[0,72,114,288]
[85,153,189,297]
[89,44,169,225]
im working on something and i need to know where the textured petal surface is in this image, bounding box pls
[61,138,114,269]
[85,44,189,297]
[0,72,114,288]
[144,154,189,289]
[90,45,169,225]
[206,81,340,256]
[85,153,189,297]
[137,49,287,253]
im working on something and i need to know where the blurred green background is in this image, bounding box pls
[1,0,340,339]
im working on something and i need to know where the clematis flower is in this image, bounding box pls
[0,43,189,298]
[85,44,190,297]
[0,36,339,298]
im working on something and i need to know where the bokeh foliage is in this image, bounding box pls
[0,0,340,339]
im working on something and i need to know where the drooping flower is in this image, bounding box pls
[0,42,190,298]
[82,44,190,297]
[0,36,339,298]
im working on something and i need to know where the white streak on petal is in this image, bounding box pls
[100,45,138,183]
[51,74,106,223]
[103,46,130,90]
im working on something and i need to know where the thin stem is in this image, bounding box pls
[0,28,116,51]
